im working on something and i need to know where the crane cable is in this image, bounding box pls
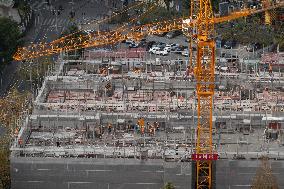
[115,2,159,33]
[13,1,160,60]
[15,1,284,61]
[50,1,146,44]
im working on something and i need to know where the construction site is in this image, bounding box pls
[8,0,284,189]
[10,47,284,188]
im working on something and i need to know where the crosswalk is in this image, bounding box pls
[35,17,84,39]
[41,17,71,27]
[30,0,53,11]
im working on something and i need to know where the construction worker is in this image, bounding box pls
[269,63,273,74]
[108,123,112,134]
[141,125,144,135]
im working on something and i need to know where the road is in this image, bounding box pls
[0,0,113,95]
[10,157,284,189]
[28,0,111,43]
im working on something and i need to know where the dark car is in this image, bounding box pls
[174,46,186,54]
[59,5,64,11]
[129,42,139,48]
[138,39,147,47]
[246,43,262,52]
[156,42,166,48]
[166,30,183,39]
[223,40,237,49]
[146,41,156,50]
[155,32,168,37]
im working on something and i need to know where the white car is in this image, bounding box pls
[125,39,134,44]
[164,46,171,52]
[261,105,270,111]
[155,49,169,56]
[149,47,160,54]
[182,49,189,56]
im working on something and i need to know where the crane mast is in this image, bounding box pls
[193,0,216,188]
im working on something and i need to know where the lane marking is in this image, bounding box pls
[35,1,46,10]
[30,1,39,9]
[134,183,159,185]
[50,18,56,26]
[42,18,48,26]
[46,18,52,26]
[68,182,92,184]
[233,185,251,187]
[156,170,164,173]
[86,169,112,172]
[238,173,255,175]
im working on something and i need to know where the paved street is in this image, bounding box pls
[11,157,284,189]
[29,0,112,43]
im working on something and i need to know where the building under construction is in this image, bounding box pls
[10,48,284,189]
[8,0,284,187]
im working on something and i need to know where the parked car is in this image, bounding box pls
[261,105,270,111]
[164,46,171,52]
[59,5,64,11]
[181,49,189,56]
[174,46,186,54]
[157,49,169,56]
[129,42,139,48]
[125,39,134,44]
[223,40,237,49]
[155,32,168,37]
[149,47,160,54]
[156,42,166,48]
[170,43,180,51]
[146,41,156,50]
[166,30,183,39]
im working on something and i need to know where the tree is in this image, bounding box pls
[212,0,219,12]
[0,87,30,189]
[216,16,274,46]
[0,17,22,67]
[274,23,284,51]
[60,24,79,37]
[140,6,181,24]
[163,182,175,189]
[0,148,10,189]
[163,0,171,11]
[14,0,31,21]
[251,157,279,189]
[17,56,54,86]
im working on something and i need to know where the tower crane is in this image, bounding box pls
[12,1,284,188]
[13,2,284,61]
